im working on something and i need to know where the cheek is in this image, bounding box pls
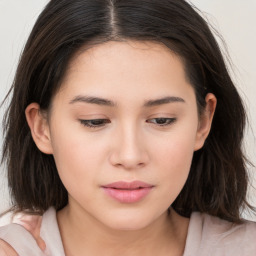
[158,140,194,186]
[154,128,197,170]
[151,127,197,197]
[49,122,99,187]
[50,117,100,164]
[50,132,100,205]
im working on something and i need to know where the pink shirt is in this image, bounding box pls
[0,207,256,255]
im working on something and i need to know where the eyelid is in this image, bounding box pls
[146,117,177,126]
[79,118,110,128]
[78,116,177,129]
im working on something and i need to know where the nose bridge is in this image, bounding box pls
[110,119,148,169]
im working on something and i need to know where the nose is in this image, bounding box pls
[109,124,149,170]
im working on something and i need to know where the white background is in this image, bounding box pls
[0,0,255,220]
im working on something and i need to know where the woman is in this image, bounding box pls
[0,0,255,255]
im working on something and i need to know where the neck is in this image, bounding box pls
[57,204,189,256]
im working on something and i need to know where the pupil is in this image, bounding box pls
[92,119,103,125]
[157,118,166,124]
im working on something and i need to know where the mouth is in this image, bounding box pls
[102,181,154,203]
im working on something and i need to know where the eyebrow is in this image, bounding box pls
[143,96,185,107]
[69,95,185,107]
[69,95,116,106]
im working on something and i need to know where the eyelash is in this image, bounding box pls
[79,118,176,128]
[146,117,177,126]
[79,119,110,128]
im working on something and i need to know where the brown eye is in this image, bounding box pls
[146,118,176,126]
[79,119,110,128]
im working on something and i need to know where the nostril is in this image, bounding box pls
[108,141,149,169]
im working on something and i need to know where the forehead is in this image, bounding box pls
[65,40,183,79]
[57,40,195,105]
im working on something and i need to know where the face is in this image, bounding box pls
[27,40,215,230]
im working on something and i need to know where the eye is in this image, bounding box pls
[146,117,176,126]
[79,119,110,128]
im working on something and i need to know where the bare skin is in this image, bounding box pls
[0,214,45,256]
[57,207,189,256]
[0,240,18,256]
[0,207,189,256]
[23,40,216,256]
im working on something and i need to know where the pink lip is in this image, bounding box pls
[102,181,154,203]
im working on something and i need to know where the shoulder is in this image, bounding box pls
[185,212,256,256]
[0,207,65,256]
[199,212,256,239]
[0,210,47,255]
[0,239,18,256]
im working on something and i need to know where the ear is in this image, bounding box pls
[194,93,217,151]
[25,103,53,154]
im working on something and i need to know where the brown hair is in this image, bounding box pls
[1,0,254,222]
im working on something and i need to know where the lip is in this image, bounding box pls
[102,181,154,203]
